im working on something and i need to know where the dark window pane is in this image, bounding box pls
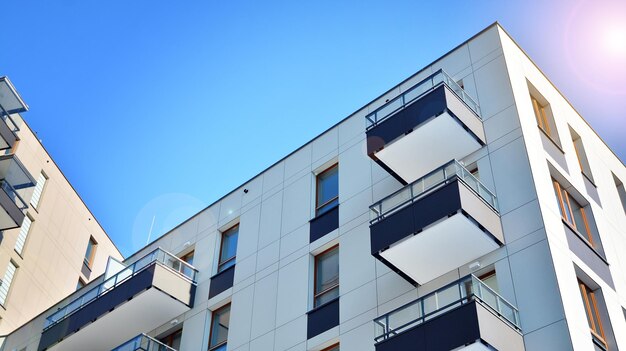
[315,286,339,306]
[315,246,339,307]
[317,166,338,215]
[209,305,230,348]
[316,248,339,293]
[219,226,239,272]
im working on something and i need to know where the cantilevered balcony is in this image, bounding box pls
[374,275,523,351]
[112,333,176,351]
[0,154,35,230]
[366,70,485,184]
[0,77,26,150]
[370,160,503,286]
[38,249,198,351]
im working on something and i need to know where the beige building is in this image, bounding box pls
[0,76,123,336]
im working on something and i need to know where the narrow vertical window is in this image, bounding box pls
[570,127,594,182]
[316,164,339,216]
[30,172,47,209]
[531,95,551,136]
[83,236,97,269]
[218,225,238,273]
[579,280,608,349]
[208,304,230,351]
[612,173,626,216]
[553,180,594,244]
[14,214,33,255]
[0,261,18,306]
[314,245,339,307]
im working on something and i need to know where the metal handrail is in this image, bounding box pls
[374,274,521,343]
[365,69,481,129]
[44,247,198,330]
[369,160,497,224]
[0,103,20,133]
[0,179,28,210]
[112,333,177,351]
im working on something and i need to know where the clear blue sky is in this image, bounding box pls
[2,1,625,256]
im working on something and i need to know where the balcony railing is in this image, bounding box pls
[365,69,481,129]
[112,333,176,351]
[44,248,198,330]
[370,160,497,224]
[0,179,28,210]
[0,103,20,133]
[374,275,520,343]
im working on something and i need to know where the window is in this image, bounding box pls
[570,127,594,182]
[0,261,17,306]
[612,173,626,215]
[160,328,182,349]
[314,245,339,307]
[467,162,479,180]
[208,304,230,351]
[76,278,86,291]
[579,280,608,349]
[218,225,238,273]
[321,343,340,351]
[553,180,594,244]
[83,236,97,269]
[531,95,552,136]
[178,250,195,278]
[316,164,338,216]
[30,171,48,209]
[478,270,499,292]
[14,214,33,255]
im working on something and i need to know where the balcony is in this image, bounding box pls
[0,154,35,230]
[38,248,198,351]
[0,77,26,150]
[112,333,176,351]
[370,160,503,285]
[366,70,485,184]
[374,275,523,351]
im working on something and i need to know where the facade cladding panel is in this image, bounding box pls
[2,23,626,351]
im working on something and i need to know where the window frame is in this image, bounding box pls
[217,224,239,273]
[313,244,340,308]
[531,95,552,137]
[320,343,340,351]
[553,180,593,244]
[30,171,48,210]
[208,303,230,351]
[83,236,98,269]
[0,260,18,307]
[160,328,183,349]
[579,280,608,350]
[315,163,339,216]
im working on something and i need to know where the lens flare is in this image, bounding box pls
[564,0,626,95]
[602,24,626,55]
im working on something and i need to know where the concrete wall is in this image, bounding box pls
[498,26,626,350]
[0,113,123,335]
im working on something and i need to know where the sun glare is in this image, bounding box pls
[603,24,626,55]
[564,0,626,94]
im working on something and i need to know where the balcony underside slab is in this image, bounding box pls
[46,288,188,351]
[380,213,499,285]
[375,113,482,184]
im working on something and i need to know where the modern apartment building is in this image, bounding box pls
[2,22,626,351]
[0,77,123,336]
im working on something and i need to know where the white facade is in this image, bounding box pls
[2,23,625,351]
